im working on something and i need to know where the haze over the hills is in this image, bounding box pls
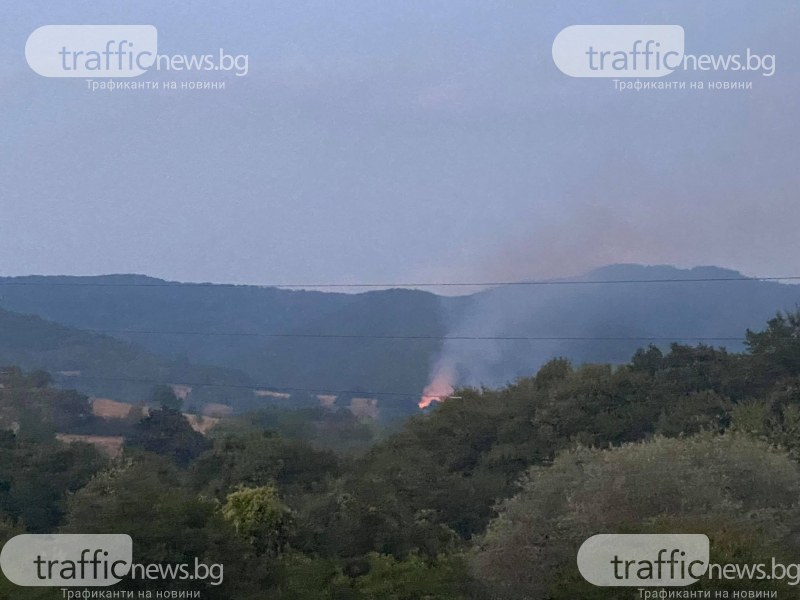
[3,2,800,287]
[1,264,799,418]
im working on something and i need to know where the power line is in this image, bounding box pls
[84,328,745,342]
[0,275,799,289]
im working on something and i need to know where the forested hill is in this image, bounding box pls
[0,307,256,406]
[0,265,799,414]
[0,275,450,414]
[5,313,800,597]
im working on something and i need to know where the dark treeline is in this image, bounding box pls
[3,312,800,598]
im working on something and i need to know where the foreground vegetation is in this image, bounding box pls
[3,312,800,598]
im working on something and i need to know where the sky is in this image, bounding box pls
[2,1,799,287]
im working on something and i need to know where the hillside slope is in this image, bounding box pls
[0,276,449,416]
[2,265,800,409]
[0,307,255,407]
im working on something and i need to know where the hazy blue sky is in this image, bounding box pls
[2,1,799,285]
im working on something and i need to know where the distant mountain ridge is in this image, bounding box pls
[574,264,746,280]
[1,265,798,416]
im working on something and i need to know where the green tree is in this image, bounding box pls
[63,455,270,599]
[0,437,105,532]
[731,379,800,457]
[127,408,210,466]
[221,485,292,556]
[473,434,800,599]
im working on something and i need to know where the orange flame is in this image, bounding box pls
[418,365,455,409]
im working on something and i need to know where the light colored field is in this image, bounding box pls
[57,370,82,377]
[350,397,379,420]
[170,384,192,400]
[201,403,232,418]
[317,394,337,408]
[56,434,124,458]
[91,397,148,419]
[254,389,291,398]
[90,397,220,433]
[184,414,220,434]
